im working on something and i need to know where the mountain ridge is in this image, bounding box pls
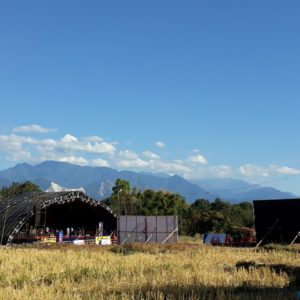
[191,178,296,202]
[0,161,215,202]
[0,161,297,203]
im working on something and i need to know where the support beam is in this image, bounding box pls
[255,219,279,248]
[145,234,153,244]
[120,225,139,245]
[162,228,178,244]
[289,231,300,247]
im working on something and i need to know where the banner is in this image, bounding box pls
[95,236,112,246]
[42,237,56,243]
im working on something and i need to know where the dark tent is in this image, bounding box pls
[0,191,116,245]
[253,198,300,245]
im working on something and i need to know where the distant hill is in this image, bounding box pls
[0,161,215,202]
[0,177,11,189]
[191,178,296,203]
[0,161,296,203]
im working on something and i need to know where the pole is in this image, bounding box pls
[118,188,123,216]
[117,188,122,244]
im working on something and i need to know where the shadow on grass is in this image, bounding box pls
[102,285,297,300]
[259,243,300,254]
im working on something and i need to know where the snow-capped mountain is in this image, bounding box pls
[45,181,85,193]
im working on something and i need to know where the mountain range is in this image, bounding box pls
[0,161,296,203]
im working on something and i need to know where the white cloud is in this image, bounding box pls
[90,142,116,154]
[0,134,21,151]
[0,134,38,146]
[55,156,89,166]
[239,164,269,177]
[115,150,190,175]
[3,128,300,188]
[146,160,191,176]
[13,124,57,133]
[118,158,149,168]
[9,149,32,161]
[0,134,34,161]
[155,141,165,148]
[187,154,208,165]
[209,165,232,178]
[142,151,160,159]
[41,134,116,155]
[90,159,110,167]
[114,150,150,169]
[163,161,191,174]
[119,150,139,160]
[0,132,116,167]
[174,159,183,164]
[41,138,57,146]
[238,164,300,178]
[62,134,78,143]
[273,165,300,175]
[82,136,103,142]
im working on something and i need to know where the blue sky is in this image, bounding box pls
[1,1,300,194]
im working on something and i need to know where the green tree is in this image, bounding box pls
[105,182,255,236]
[134,190,190,234]
[106,179,136,215]
[112,178,130,195]
[104,185,190,234]
[188,198,254,235]
[230,202,254,228]
[0,181,41,199]
[189,199,213,234]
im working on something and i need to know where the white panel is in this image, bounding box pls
[146,234,156,244]
[126,216,136,232]
[156,233,166,243]
[119,216,126,229]
[119,232,126,243]
[156,216,167,232]
[167,216,177,233]
[136,216,146,231]
[118,215,178,244]
[146,216,156,232]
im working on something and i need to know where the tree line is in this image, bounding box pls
[0,181,41,199]
[104,179,254,235]
[0,179,254,235]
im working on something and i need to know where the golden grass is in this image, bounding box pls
[0,242,299,299]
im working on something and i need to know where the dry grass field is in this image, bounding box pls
[0,241,299,300]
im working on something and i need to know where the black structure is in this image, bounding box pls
[253,198,300,245]
[0,191,116,245]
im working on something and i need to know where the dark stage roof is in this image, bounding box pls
[0,191,116,245]
[253,198,300,245]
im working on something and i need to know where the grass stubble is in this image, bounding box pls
[0,241,298,300]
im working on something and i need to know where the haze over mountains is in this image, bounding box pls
[0,161,296,203]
